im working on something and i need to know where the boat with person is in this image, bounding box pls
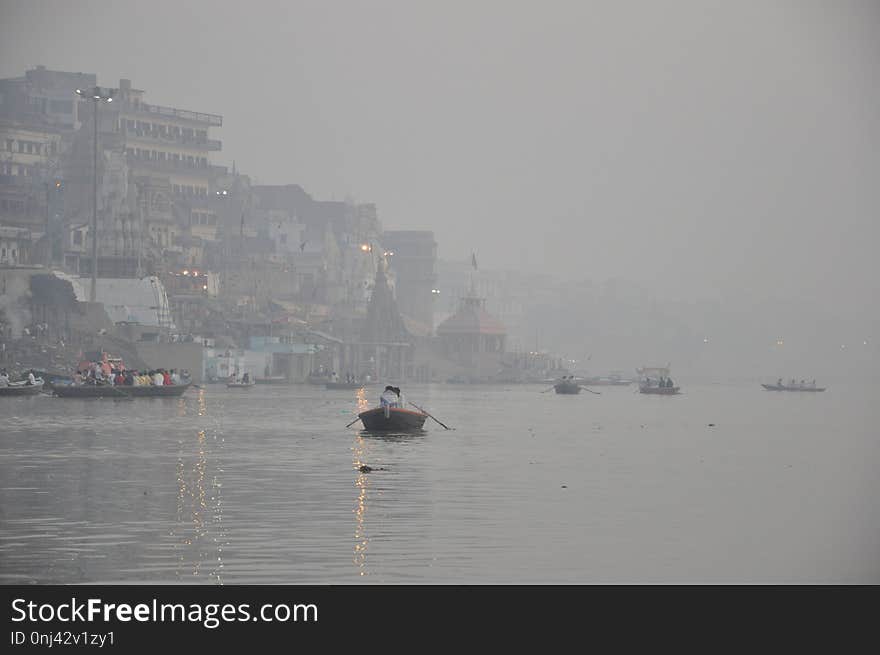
[326,381,367,390]
[553,378,582,394]
[582,372,633,386]
[0,378,45,397]
[762,380,825,392]
[639,385,680,395]
[637,365,680,395]
[50,381,191,398]
[357,405,428,432]
[227,372,255,388]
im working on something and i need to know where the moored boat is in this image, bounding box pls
[762,383,826,392]
[326,381,366,390]
[582,375,633,386]
[227,380,255,388]
[255,376,288,385]
[51,382,191,398]
[357,406,428,432]
[636,364,680,395]
[639,385,680,395]
[0,379,45,396]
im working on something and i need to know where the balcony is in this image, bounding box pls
[124,128,221,151]
[126,101,223,127]
[126,154,227,177]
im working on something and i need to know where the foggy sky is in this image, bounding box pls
[2,0,878,321]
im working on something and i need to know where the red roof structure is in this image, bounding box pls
[437,296,506,336]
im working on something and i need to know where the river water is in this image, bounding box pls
[1,382,877,583]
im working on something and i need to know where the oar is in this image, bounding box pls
[408,402,453,430]
[579,386,601,395]
[540,386,556,393]
[346,416,362,428]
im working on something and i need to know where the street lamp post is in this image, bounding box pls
[75,86,115,302]
[44,179,61,269]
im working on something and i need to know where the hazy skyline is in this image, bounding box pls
[1,0,878,319]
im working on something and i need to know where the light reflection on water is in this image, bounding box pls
[0,382,878,583]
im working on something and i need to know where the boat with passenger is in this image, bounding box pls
[582,372,633,386]
[326,381,367,390]
[637,365,680,395]
[553,376,582,394]
[762,378,825,392]
[0,370,45,397]
[358,406,427,431]
[227,372,255,388]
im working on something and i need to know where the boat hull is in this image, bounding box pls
[762,384,825,392]
[358,407,427,432]
[255,377,288,385]
[639,386,680,395]
[227,382,255,388]
[554,382,581,394]
[51,382,191,398]
[0,381,44,396]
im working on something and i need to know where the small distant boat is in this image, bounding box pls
[255,376,288,385]
[582,375,633,386]
[326,381,366,390]
[762,383,826,392]
[358,406,427,432]
[639,385,680,395]
[0,379,45,396]
[553,380,582,394]
[227,380,255,388]
[51,382,190,398]
[637,364,679,395]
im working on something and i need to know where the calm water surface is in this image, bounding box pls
[1,382,878,583]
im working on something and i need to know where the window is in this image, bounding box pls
[73,231,82,245]
[5,139,12,151]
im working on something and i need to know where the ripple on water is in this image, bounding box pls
[1,383,878,582]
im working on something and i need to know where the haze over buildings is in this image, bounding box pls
[1,0,878,380]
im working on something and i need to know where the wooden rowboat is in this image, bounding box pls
[761,384,826,392]
[326,382,366,390]
[357,406,428,432]
[0,379,45,397]
[553,381,582,394]
[639,385,680,395]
